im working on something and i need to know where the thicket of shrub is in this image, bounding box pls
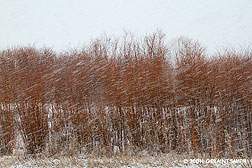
[0,32,251,158]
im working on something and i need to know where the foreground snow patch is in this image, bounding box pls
[0,154,251,168]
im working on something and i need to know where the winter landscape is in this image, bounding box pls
[1,0,252,167]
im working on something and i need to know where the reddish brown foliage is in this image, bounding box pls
[0,33,251,157]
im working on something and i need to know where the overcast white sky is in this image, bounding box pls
[1,0,252,53]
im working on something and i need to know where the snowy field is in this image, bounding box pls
[1,154,251,168]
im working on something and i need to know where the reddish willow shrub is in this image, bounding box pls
[0,33,251,157]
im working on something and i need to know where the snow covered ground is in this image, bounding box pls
[1,154,251,168]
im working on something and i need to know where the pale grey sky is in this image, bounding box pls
[1,0,252,52]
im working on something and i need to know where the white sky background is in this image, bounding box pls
[1,0,252,53]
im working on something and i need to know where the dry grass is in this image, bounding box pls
[0,153,251,168]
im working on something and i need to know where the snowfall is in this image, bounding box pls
[1,0,252,167]
[1,0,252,53]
